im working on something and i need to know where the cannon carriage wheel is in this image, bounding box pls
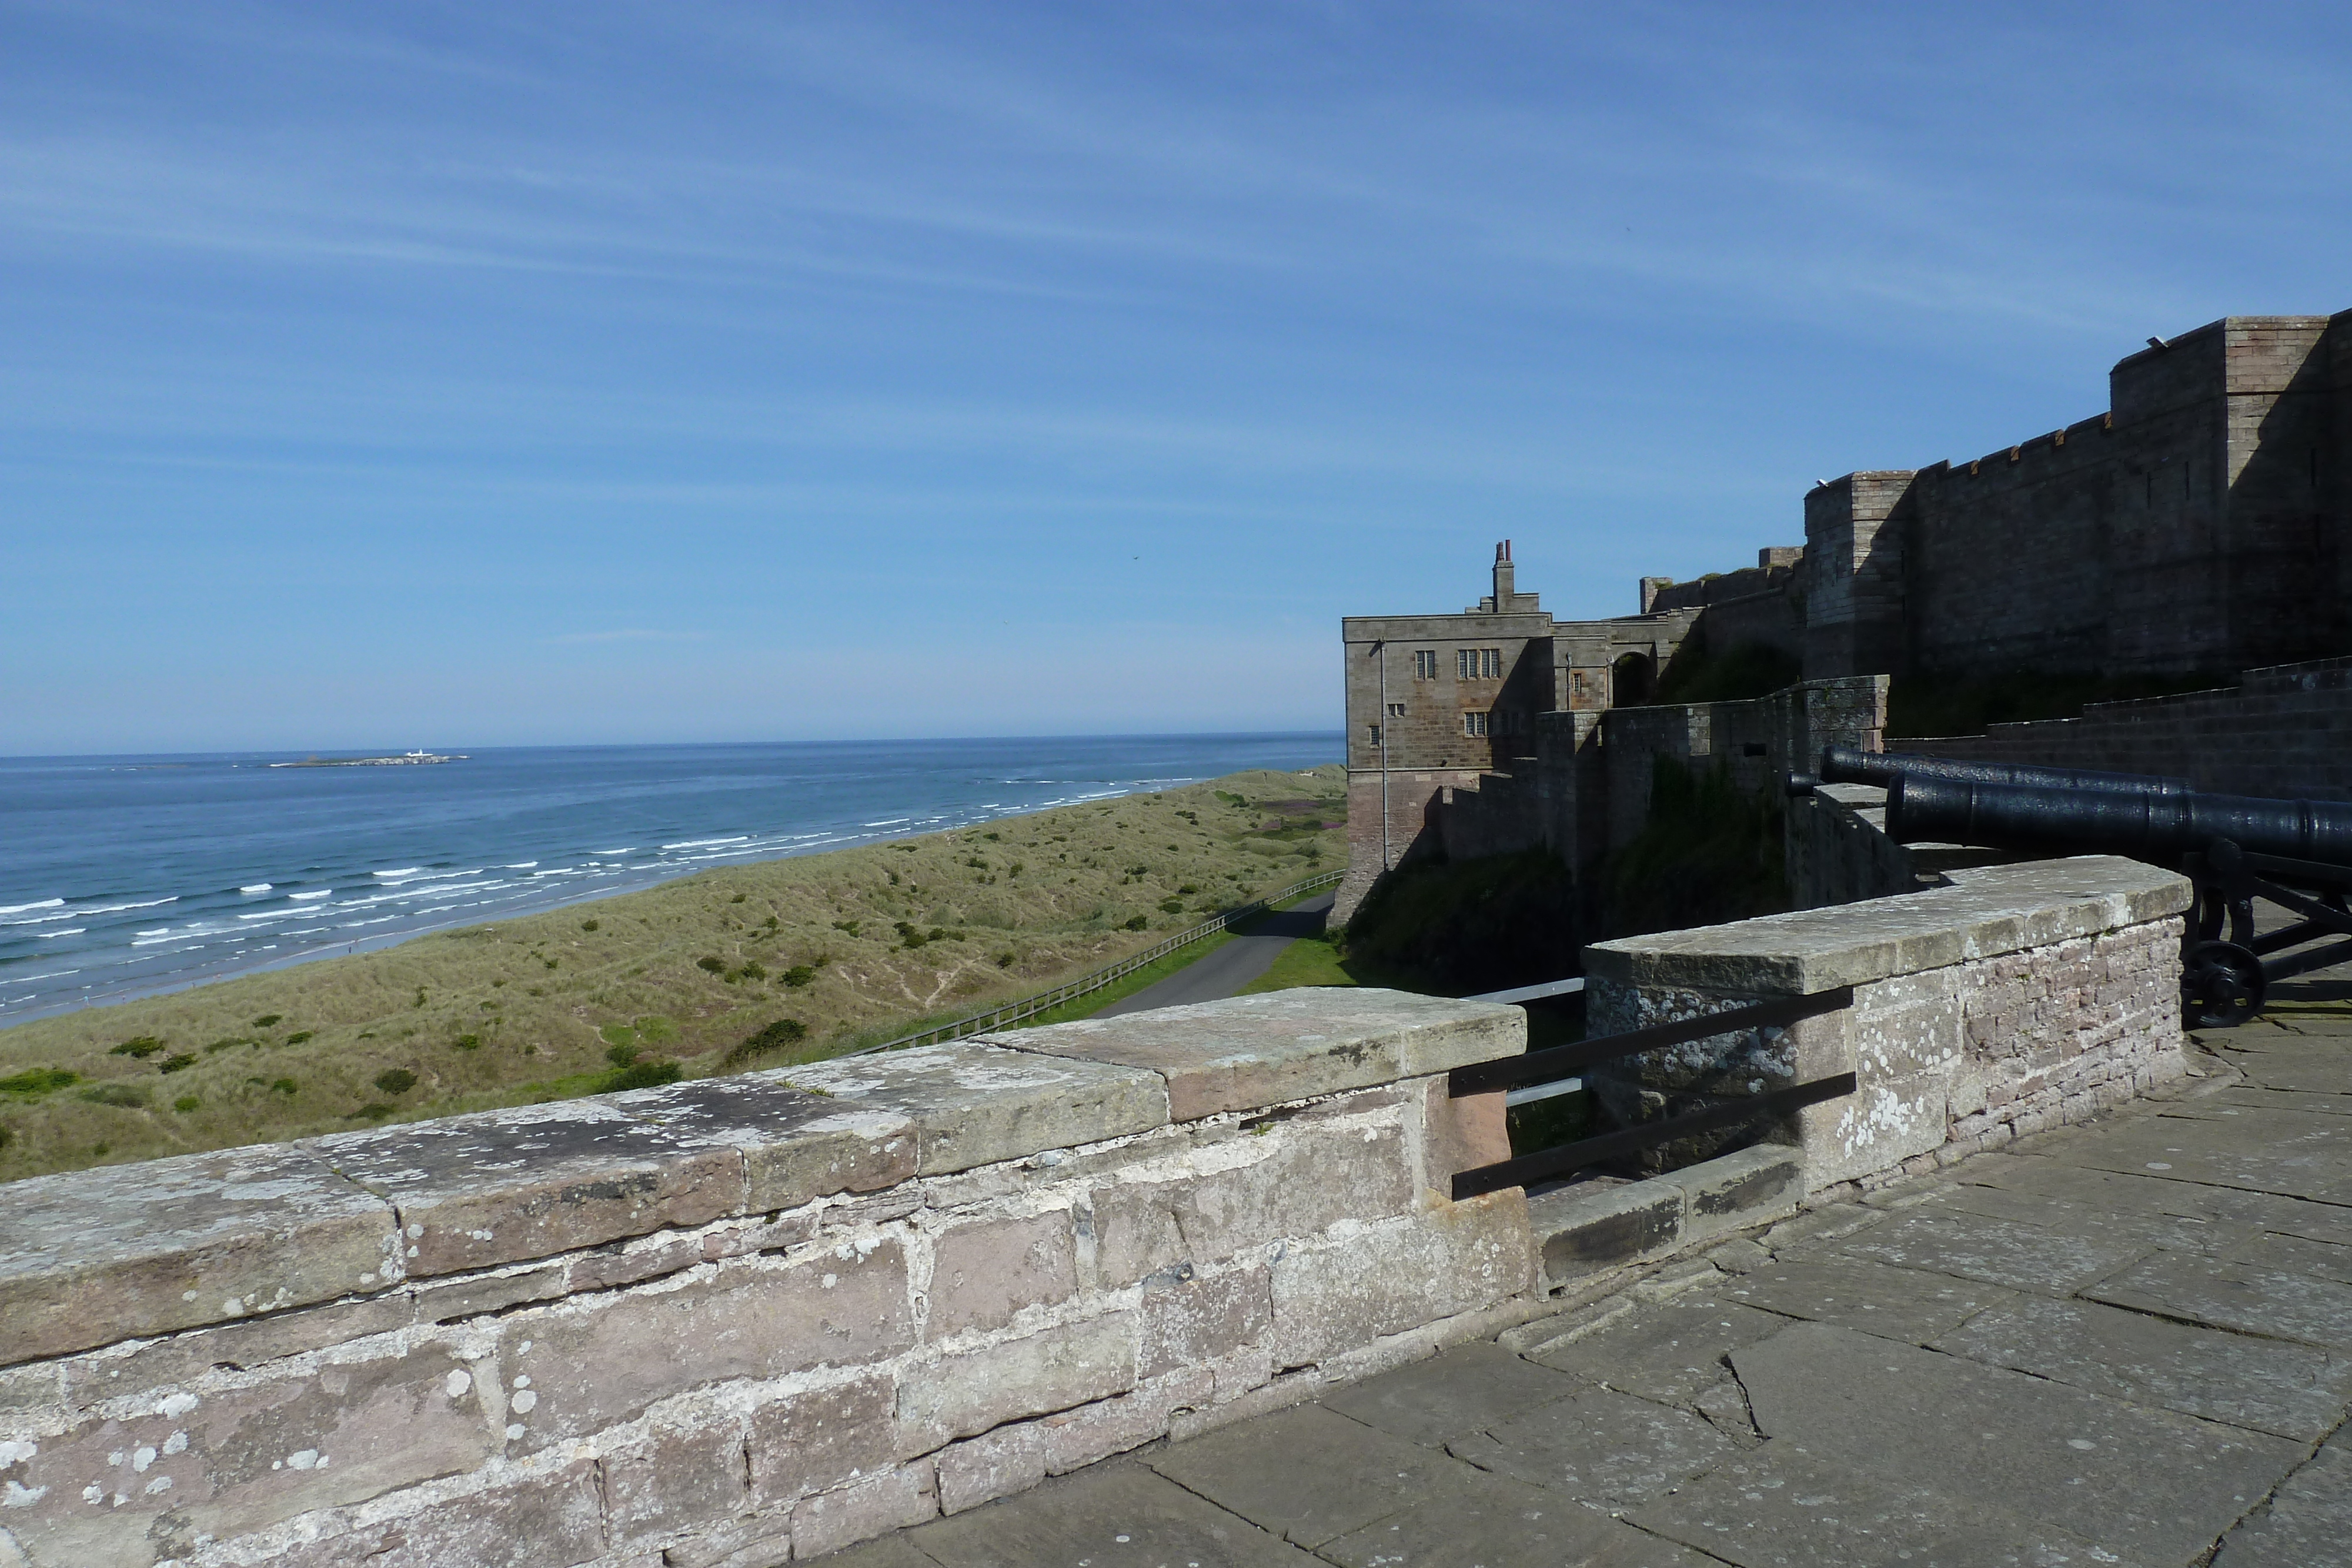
[2181,940,2266,1030]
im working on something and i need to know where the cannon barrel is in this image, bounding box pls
[1820,744,2192,797]
[1887,775,2352,866]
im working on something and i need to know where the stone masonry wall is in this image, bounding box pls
[0,991,1538,1568]
[1581,856,2191,1196]
[1898,654,2352,803]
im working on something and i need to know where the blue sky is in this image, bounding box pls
[8,1,2348,754]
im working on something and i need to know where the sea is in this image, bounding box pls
[0,734,1341,1027]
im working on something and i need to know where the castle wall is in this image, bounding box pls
[1896,654,2352,803]
[1807,312,2350,684]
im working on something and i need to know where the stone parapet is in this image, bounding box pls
[0,989,1538,1567]
[1584,856,2192,1193]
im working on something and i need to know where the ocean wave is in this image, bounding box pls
[0,908,82,927]
[37,928,86,938]
[372,867,423,880]
[592,847,634,855]
[0,899,64,916]
[504,862,539,869]
[863,818,911,827]
[662,836,749,850]
[290,890,332,901]
[133,927,171,937]
[73,896,179,917]
[240,883,273,893]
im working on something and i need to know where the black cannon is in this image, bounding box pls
[1809,748,2352,1029]
[1816,743,2194,797]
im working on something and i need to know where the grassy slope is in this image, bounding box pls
[0,767,1344,1183]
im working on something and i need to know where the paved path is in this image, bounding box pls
[1095,893,1335,1016]
[831,1003,2352,1568]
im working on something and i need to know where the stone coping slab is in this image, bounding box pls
[783,1042,1171,1175]
[300,1098,751,1278]
[0,1144,400,1366]
[1586,855,2190,994]
[990,988,1522,1121]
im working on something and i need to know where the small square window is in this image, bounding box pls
[1414,650,1438,680]
[1463,711,1491,737]
[1387,702,1406,718]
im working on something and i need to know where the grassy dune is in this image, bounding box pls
[0,766,1344,1183]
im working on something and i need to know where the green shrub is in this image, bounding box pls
[1123,914,1150,931]
[696,955,727,974]
[606,1043,642,1068]
[832,920,861,936]
[173,1095,201,1114]
[722,1018,808,1069]
[598,1059,682,1094]
[157,1054,198,1075]
[1159,898,1184,914]
[454,1033,481,1049]
[783,965,815,988]
[252,1014,282,1028]
[0,1068,76,1096]
[79,1082,149,1108]
[285,1031,314,1045]
[269,1078,298,1095]
[730,893,746,904]
[731,961,768,984]
[350,1103,392,1119]
[996,952,1016,968]
[205,1037,255,1054]
[373,1068,417,1096]
[109,1037,165,1059]
[581,918,600,931]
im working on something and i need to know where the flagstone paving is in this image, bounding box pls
[827,1007,2352,1567]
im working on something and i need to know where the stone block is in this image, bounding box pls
[1585,857,2190,995]
[995,989,1521,1120]
[784,1043,1168,1175]
[935,1420,1048,1514]
[791,1460,940,1560]
[1674,1144,1803,1247]
[1035,1366,1215,1475]
[264,1457,607,1568]
[505,1239,913,1448]
[0,1145,399,1367]
[623,1073,918,1211]
[1267,1189,1532,1366]
[1411,1078,1509,1199]
[57,1292,416,1407]
[1716,1252,2016,1344]
[1137,1262,1272,1378]
[896,1313,1137,1448]
[409,1263,570,1325]
[927,1211,1077,1338]
[1531,1179,1681,1286]
[603,1406,752,1544]
[746,1371,901,1505]
[302,1099,744,1276]
[1090,1119,1415,1289]
[1,1338,495,1556]
[1796,1068,1950,1191]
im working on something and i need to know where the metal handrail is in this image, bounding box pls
[1447,987,1857,1199]
[843,868,1344,1057]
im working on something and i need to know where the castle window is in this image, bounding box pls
[1386,702,1406,717]
[1571,671,1589,699]
[1463,711,1491,737]
[1368,724,1382,747]
[1456,648,1502,680]
[1413,650,1438,680]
